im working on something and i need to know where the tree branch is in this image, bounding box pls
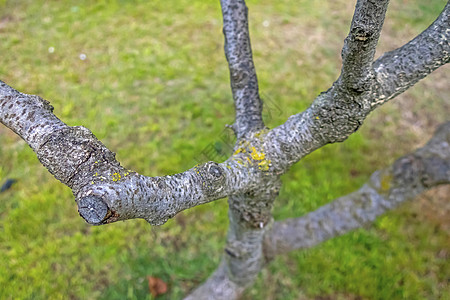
[264,121,450,259]
[220,0,265,138]
[261,2,449,174]
[185,261,244,300]
[339,0,390,93]
[0,81,273,226]
[371,2,450,107]
[0,81,231,225]
[0,2,447,229]
[185,176,281,299]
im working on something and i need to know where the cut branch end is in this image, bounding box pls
[77,195,110,225]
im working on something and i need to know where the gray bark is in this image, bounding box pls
[339,0,390,93]
[263,1,449,174]
[372,2,450,105]
[0,0,449,299]
[190,2,282,297]
[264,121,450,259]
[221,0,265,138]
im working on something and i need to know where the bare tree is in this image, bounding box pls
[1,0,449,299]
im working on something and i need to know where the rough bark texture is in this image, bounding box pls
[1,2,448,228]
[220,0,265,138]
[339,0,390,93]
[263,1,449,174]
[188,2,280,296]
[371,1,450,106]
[264,121,450,259]
[0,85,232,225]
[0,0,449,299]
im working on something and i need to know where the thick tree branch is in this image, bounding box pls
[186,178,281,300]
[339,0,390,93]
[185,261,244,300]
[185,3,280,298]
[0,81,231,225]
[0,81,274,226]
[0,2,447,230]
[261,2,449,174]
[264,121,450,259]
[371,2,450,107]
[220,0,265,138]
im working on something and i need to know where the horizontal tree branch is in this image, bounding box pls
[221,0,265,138]
[0,82,232,225]
[0,81,275,225]
[0,2,447,228]
[264,121,450,259]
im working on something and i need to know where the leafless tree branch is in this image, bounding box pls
[1,2,447,228]
[371,2,450,107]
[262,1,449,174]
[264,121,450,259]
[339,0,390,93]
[0,1,448,299]
[220,0,265,138]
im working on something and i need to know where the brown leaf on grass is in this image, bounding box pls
[147,276,168,297]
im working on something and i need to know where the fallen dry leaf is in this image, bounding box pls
[147,276,168,297]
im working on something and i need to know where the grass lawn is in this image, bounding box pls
[0,0,448,299]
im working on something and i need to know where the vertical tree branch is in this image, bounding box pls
[1,1,448,298]
[186,178,281,300]
[184,261,244,300]
[338,0,390,93]
[220,0,265,138]
[187,4,280,296]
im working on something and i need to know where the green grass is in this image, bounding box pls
[1,0,449,299]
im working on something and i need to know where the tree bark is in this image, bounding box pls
[264,121,450,259]
[220,0,265,138]
[1,1,447,227]
[185,1,449,298]
[0,0,448,299]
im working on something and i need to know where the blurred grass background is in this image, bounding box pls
[0,0,448,299]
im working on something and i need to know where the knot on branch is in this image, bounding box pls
[32,95,54,112]
[195,162,226,197]
[230,63,251,89]
[351,25,376,42]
